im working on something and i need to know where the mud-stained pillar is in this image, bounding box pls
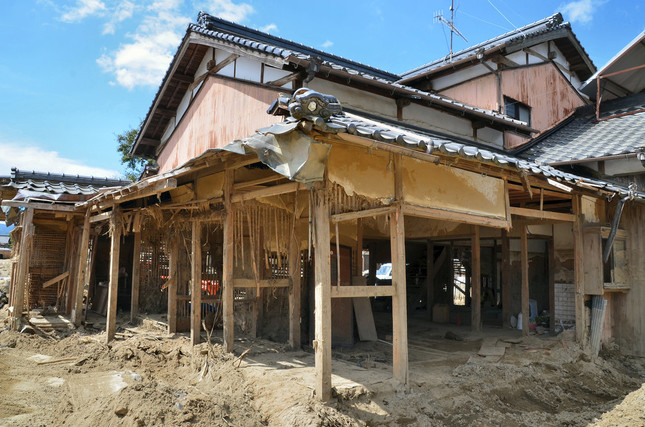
[391,154,408,386]
[313,184,331,401]
[130,230,141,323]
[106,208,122,343]
[223,169,235,352]
[471,226,481,332]
[548,231,556,331]
[289,203,302,349]
[191,221,202,345]
[426,240,434,320]
[11,207,34,331]
[501,229,511,328]
[167,234,178,334]
[72,210,91,326]
[521,223,529,335]
[572,195,586,344]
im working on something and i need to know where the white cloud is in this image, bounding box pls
[102,0,136,35]
[203,0,254,22]
[97,0,190,89]
[321,40,333,49]
[260,23,277,33]
[0,141,119,179]
[60,0,107,23]
[560,0,605,24]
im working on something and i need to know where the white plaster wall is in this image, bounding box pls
[431,63,491,91]
[403,102,473,140]
[309,79,398,120]
[476,126,504,148]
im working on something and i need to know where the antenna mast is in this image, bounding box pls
[434,0,468,60]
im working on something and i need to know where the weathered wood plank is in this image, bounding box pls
[167,236,178,334]
[42,271,69,289]
[572,195,586,344]
[403,204,509,228]
[510,206,574,222]
[191,221,202,345]
[130,231,141,323]
[72,211,91,326]
[106,209,122,343]
[331,285,395,298]
[471,226,481,332]
[222,169,235,352]
[501,229,511,328]
[11,208,34,330]
[521,224,529,336]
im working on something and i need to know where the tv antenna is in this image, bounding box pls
[434,0,468,60]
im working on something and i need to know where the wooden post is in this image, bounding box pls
[355,218,363,277]
[130,230,141,323]
[313,185,332,401]
[11,207,34,330]
[72,211,91,326]
[572,195,586,344]
[222,169,235,352]
[106,209,122,343]
[471,226,481,332]
[167,235,178,334]
[426,241,434,319]
[548,233,556,331]
[391,154,408,386]
[288,212,301,349]
[520,223,529,335]
[190,221,203,345]
[501,229,511,328]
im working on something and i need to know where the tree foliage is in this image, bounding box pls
[117,125,156,181]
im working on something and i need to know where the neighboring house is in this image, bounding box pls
[515,30,645,356]
[4,12,645,403]
[398,13,596,149]
[0,168,128,317]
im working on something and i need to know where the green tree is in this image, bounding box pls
[117,125,156,181]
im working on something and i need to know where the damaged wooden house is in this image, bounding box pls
[3,12,645,401]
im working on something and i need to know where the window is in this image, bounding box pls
[504,96,531,125]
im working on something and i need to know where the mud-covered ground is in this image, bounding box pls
[1,256,643,426]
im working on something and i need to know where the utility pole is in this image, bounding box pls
[435,0,468,60]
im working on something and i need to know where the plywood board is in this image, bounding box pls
[352,298,377,342]
[401,157,506,219]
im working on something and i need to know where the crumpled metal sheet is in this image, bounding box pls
[223,123,331,183]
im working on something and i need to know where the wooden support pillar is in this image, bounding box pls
[222,169,235,352]
[355,218,363,277]
[130,230,141,323]
[288,211,301,349]
[520,223,529,335]
[167,235,178,334]
[11,208,34,330]
[106,209,122,343]
[471,226,481,332]
[313,185,332,401]
[426,241,434,319]
[572,195,586,344]
[501,229,511,328]
[191,220,202,345]
[548,233,556,331]
[391,154,408,386]
[72,211,91,326]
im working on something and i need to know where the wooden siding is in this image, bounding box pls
[157,76,282,173]
[611,203,645,356]
[440,63,585,148]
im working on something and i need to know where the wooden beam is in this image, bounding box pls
[426,241,434,319]
[265,71,301,87]
[403,204,510,228]
[334,133,440,165]
[190,220,202,346]
[89,212,111,223]
[501,229,511,328]
[209,53,239,74]
[106,209,122,343]
[471,226,481,332]
[391,154,408,386]
[222,169,235,352]
[548,232,555,331]
[11,208,34,330]
[330,206,396,223]
[167,235,178,334]
[331,285,395,298]
[231,182,305,203]
[232,278,290,288]
[572,195,586,344]
[1,200,78,212]
[233,174,285,190]
[109,178,178,206]
[42,271,69,289]
[72,211,91,326]
[510,206,574,222]
[313,184,332,401]
[520,224,529,336]
[289,202,302,349]
[130,231,141,323]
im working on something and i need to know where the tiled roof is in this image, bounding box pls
[321,112,643,200]
[517,92,645,165]
[399,13,594,83]
[0,168,128,196]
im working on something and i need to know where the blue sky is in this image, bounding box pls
[0,0,643,183]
